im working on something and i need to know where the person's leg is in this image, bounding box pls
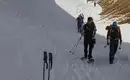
[79,24,82,33]
[88,43,94,59]
[84,37,88,58]
[109,40,114,64]
[77,24,80,32]
[113,40,119,57]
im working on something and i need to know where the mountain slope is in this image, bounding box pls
[99,0,130,24]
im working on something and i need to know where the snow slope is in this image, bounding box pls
[0,0,130,80]
[55,1,130,80]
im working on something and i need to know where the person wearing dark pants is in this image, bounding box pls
[77,23,82,33]
[84,37,95,59]
[109,39,119,64]
[106,21,122,64]
[82,17,96,60]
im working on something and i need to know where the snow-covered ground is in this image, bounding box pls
[0,0,130,80]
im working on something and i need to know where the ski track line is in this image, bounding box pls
[65,55,80,80]
[83,58,106,80]
[64,61,78,80]
[69,47,106,80]
[115,52,130,70]
[110,48,130,70]
[71,58,86,80]
[82,61,93,80]
[73,63,85,80]
[71,58,91,80]
[83,61,105,80]
[71,57,106,80]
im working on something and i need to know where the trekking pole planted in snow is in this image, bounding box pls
[69,42,77,53]
[69,37,80,53]
[43,51,48,80]
[48,53,53,80]
[69,36,82,54]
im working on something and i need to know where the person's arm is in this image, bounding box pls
[106,29,110,45]
[118,27,122,44]
[107,29,110,40]
[92,23,96,44]
[93,22,97,36]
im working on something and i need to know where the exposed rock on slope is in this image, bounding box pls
[99,0,130,24]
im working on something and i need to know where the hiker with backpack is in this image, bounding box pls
[81,17,97,61]
[76,14,84,33]
[106,21,122,64]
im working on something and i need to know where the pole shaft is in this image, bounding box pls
[43,62,45,80]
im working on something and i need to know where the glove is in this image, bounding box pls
[119,40,122,50]
[107,39,110,45]
[92,38,96,44]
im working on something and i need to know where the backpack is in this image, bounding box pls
[109,27,119,40]
[83,22,96,37]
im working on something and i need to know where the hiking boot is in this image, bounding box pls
[88,55,93,60]
[109,56,114,64]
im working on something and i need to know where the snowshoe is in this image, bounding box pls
[87,58,94,63]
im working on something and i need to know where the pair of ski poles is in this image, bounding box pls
[69,36,82,54]
[43,51,53,80]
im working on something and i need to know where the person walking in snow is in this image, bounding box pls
[76,14,84,33]
[106,21,122,64]
[81,17,97,60]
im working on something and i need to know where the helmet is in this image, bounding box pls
[112,21,117,26]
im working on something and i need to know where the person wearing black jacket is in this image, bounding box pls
[81,17,97,60]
